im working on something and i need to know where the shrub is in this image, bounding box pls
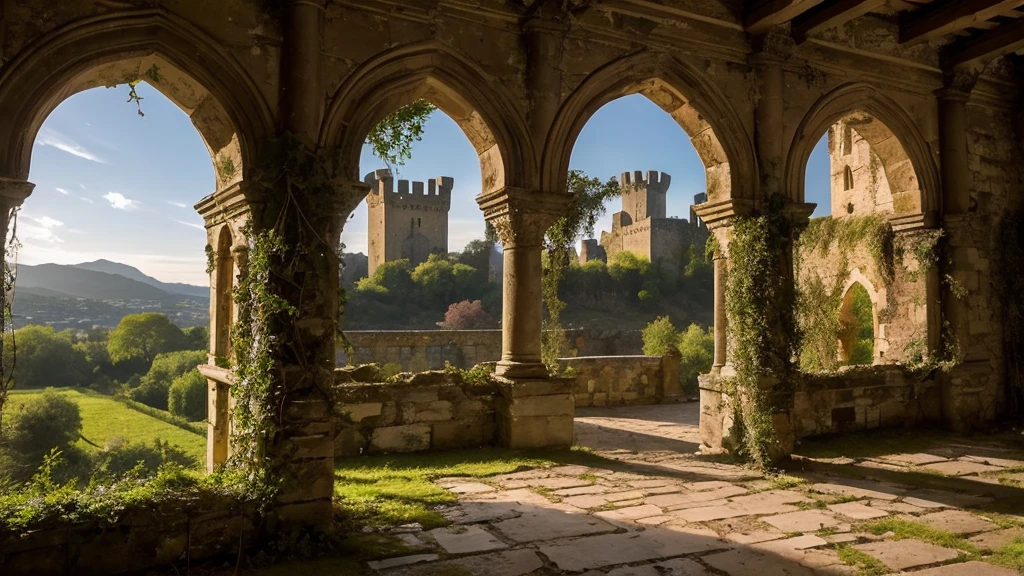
[167,370,207,422]
[642,316,679,356]
[3,389,82,457]
[437,299,492,330]
[129,350,206,411]
[677,323,715,396]
[6,326,89,389]
[94,437,197,479]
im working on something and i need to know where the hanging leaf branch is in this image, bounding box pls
[366,100,436,170]
[0,209,20,431]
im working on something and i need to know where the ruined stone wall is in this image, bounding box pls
[829,121,894,217]
[332,371,496,457]
[0,497,255,576]
[337,328,643,372]
[792,366,941,439]
[565,354,680,407]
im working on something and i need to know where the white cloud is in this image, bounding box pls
[176,220,205,231]
[19,214,65,245]
[35,128,108,164]
[166,201,188,209]
[80,197,94,204]
[102,192,138,211]
[79,184,87,190]
[56,187,69,195]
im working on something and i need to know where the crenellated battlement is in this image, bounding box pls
[363,169,454,209]
[620,170,671,196]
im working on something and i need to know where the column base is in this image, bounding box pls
[697,373,794,464]
[495,375,575,449]
[939,360,1000,433]
[495,360,549,379]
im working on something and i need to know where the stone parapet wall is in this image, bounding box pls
[792,366,941,438]
[564,354,681,407]
[332,370,497,456]
[337,329,643,372]
[0,498,254,576]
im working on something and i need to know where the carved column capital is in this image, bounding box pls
[750,26,794,64]
[938,64,982,100]
[477,187,571,249]
[691,198,754,230]
[0,177,34,210]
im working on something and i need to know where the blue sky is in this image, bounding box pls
[24,86,831,286]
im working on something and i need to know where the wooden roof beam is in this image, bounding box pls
[943,16,1024,67]
[745,0,825,34]
[791,0,885,43]
[900,0,1024,44]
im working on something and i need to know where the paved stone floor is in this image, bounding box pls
[364,404,1024,575]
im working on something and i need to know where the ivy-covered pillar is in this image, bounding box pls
[477,186,575,448]
[935,68,998,430]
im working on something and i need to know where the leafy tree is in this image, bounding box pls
[437,300,493,330]
[356,259,415,297]
[6,325,89,389]
[366,100,436,168]
[677,323,715,395]
[3,389,81,458]
[129,350,206,411]
[107,313,188,366]
[412,254,479,307]
[168,369,207,421]
[183,326,209,351]
[642,316,680,356]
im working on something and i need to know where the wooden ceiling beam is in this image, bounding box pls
[791,0,885,43]
[943,16,1024,67]
[900,0,1024,44]
[745,0,825,34]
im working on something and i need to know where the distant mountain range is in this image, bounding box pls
[15,260,208,302]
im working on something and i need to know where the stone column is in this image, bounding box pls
[711,249,728,373]
[477,186,575,448]
[935,69,996,431]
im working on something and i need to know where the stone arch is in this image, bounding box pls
[786,83,940,219]
[321,41,533,195]
[839,270,882,364]
[544,51,757,201]
[0,9,274,192]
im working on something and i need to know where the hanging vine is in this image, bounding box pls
[724,197,800,469]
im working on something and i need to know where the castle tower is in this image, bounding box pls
[620,170,671,221]
[364,169,454,275]
[828,119,894,218]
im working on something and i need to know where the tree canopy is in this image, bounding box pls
[107,313,188,366]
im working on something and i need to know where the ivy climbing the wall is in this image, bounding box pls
[724,202,800,469]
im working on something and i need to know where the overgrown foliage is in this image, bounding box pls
[366,100,436,170]
[437,300,492,330]
[0,209,19,430]
[541,171,622,370]
[725,203,800,468]
[641,317,714,397]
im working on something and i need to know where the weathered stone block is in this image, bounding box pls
[499,414,574,449]
[342,402,383,422]
[433,420,493,449]
[411,400,454,422]
[370,424,432,453]
[506,394,573,417]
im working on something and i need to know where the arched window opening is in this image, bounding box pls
[214,226,234,358]
[838,282,875,365]
[844,165,854,191]
[842,123,853,156]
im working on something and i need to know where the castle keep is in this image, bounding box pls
[582,171,707,265]
[364,169,453,275]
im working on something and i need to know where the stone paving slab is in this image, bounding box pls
[539,525,727,572]
[763,510,845,533]
[368,554,439,571]
[702,548,819,576]
[878,453,950,466]
[903,489,994,509]
[969,526,1024,551]
[916,509,997,534]
[384,550,545,576]
[428,525,507,554]
[853,539,960,570]
[923,460,1006,476]
[827,501,889,520]
[811,482,903,501]
[491,506,617,543]
[603,558,713,576]
[910,561,1022,575]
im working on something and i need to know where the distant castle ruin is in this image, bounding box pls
[580,171,708,265]
[364,169,454,276]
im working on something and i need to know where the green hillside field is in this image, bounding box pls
[6,388,205,463]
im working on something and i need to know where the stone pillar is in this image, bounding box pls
[478,186,575,448]
[711,249,728,373]
[935,70,997,430]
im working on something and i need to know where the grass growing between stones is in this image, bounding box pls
[835,544,889,576]
[987,538,1024,572]
[864,518,978,554]
[333,446,603,530]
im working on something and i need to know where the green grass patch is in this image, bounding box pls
[835,544,889,576]
[987,538,1024,573]
[333,446,604,530]
[864,518,978,554]
[770,474,808,490]
[7,388,205,462]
